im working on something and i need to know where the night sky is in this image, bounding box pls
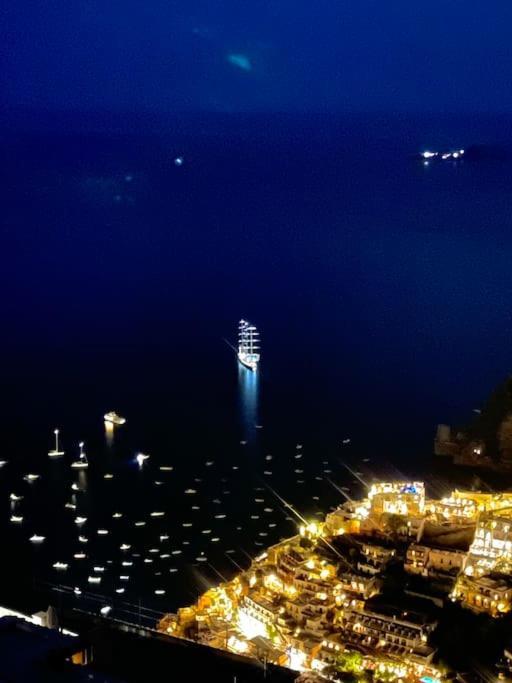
[3,0,512,114]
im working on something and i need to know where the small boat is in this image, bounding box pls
[48,429,65,457]
[29,534,45,543]
[10,493,23,502]
[155,589,165,596]
[10,515,23,523]
[0,460,7,467]
[74,552,86,559]
[150,511,165,517]
[120,543,131,551]
[53,562,68,570]
[115,588,125,594]
[104,411,126,425]
[97,529,109,535]
[159,466,173,471]
[74,587,82,595]
[104,473,114,480]
[100,605,111,615]
[88,576,101,584]
[112,512,123,518]
[71,442,88,469]
[24,473,40,482]
[74,516,87,525]
[134,521,146,527]
[119,576,130,581]
[136,452,149,466]
[78,535,88,543]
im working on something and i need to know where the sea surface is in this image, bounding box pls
[1,111,512,623]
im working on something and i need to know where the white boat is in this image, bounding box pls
[104,411,126,425]
[0,460,7,468]
[10,493,23,502]
[29,534,45,543]
[48,428,65,457]
[53,562,68,570]
[10,515,23,523]
[71,442,88,469]
[237,319,260,371]
[136,452,150,466]
[24,473,40,482]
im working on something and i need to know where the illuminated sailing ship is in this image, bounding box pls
[237,320,260,371]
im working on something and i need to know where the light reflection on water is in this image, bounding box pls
[104,421,114,448]
[238,363,259,443]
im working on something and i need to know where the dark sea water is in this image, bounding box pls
[1,112,512,622]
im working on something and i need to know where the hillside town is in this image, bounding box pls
[158,481,512,682]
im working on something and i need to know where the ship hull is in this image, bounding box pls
[237,352,258,372]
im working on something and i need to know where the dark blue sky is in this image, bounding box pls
[3,0,512,113]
